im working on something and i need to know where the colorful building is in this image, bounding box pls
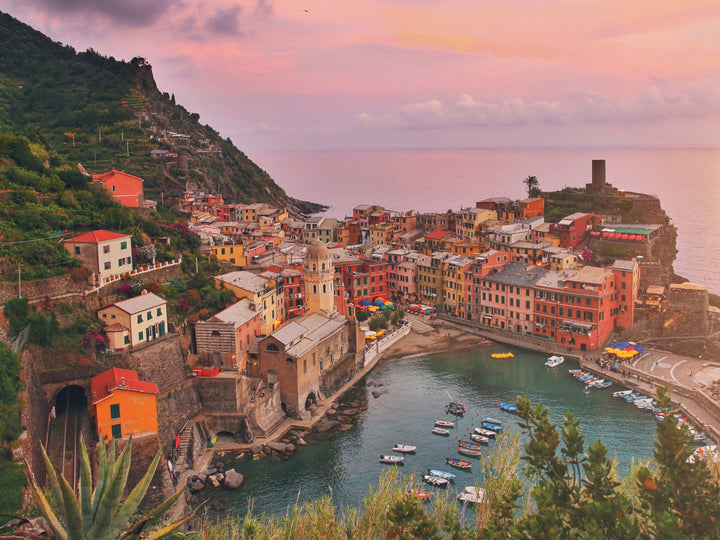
[480,261,546,333]
[211,244,245,265]
[90,368,158,442]
[214,270,284,334]
[92,170,144,208]
[63,230,133,285]
[97,291,167,349]
[548,213,601,249]
[612,259,640,329]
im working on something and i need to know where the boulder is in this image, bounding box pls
[208,475,220,488]
[372,391,383,398]
[189,479,205,493]
[296,437,307,446]
[224,469,244,489]
[314,420,340,433]
[325,408,337,416]
[267,441,288,453]
[286,443,296,453]
[251,444,263,454]
[342,408,358,416]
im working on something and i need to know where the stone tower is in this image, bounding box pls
[304,240,335,315]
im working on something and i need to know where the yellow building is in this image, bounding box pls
[214,270,284,334]
[442,255,473,318]
[98,291,168,350]
[416,252,450,306]
[211,244,245,265]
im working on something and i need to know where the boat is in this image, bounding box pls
[470,434,490,445]
[458,440,483,451]
[545,355,565,368]
[422,474,449,487]
[613,389,633,397]
[627,395,647,403]
[408,488,432,499]
[446,457,472,470]
[457,447,482,458]
[483,416,503,425]
[474,427,496,438]
[586,378,605,387]
[209,435,218,447]
[447,406,465,416]
[568,368,583,374]
[447,401,466,411]
[693,431,708,444]
[379,454,404,464]
[393,444,417,453]
[429,469,456,480]
[481,421,503,432]
[432,427,451,436]
[491,352,514,359]
[499,402,518,413]
[572,370,588,378]
[457,486,485,505]
[597,381,612,388]
[435,420,455,427]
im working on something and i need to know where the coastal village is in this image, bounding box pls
[10,158,720,510]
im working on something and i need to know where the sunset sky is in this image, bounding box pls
[2,0,720,151]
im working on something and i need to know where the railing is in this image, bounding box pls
[94,256,183,288]
[364,324,411,367]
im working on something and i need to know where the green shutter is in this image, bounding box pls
[110,403,120,419]
[111,424,122,439]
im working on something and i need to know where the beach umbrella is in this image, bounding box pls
[636,235,644,241]
[359,300,371,306]
[621,234,629,240]
[602,232,609,238]
[384,301,393,306]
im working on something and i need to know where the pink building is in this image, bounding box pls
[93,170,144,208]
[383,249,418,302]
[480,261,546,333]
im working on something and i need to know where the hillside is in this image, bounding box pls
[0,11,323,214]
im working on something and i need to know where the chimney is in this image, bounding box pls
[120,376,125,386]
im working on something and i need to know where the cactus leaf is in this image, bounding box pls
[78,434,93,532]
[118,487,186,540]
[57,465,86,540]
[91,434,108,522]
[27,467,68,540]
[140,500,204,540]
[39,443,64,515]
[107,450,161,537]
[87,437,134,539]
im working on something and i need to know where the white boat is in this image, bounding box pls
[613,389,633,397]
[380,454,404,464]
[470,433,489,445]
[434,420,455,428]
[474,427,496,438]
[432,427,450,436]
[393,444,417,453]
[457,486,485,505]
[429,469,456,480]
[423,474,449,487]
[687,445,720,464]
[545,355,565,368]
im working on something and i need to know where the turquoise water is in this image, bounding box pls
[206,345,658,517]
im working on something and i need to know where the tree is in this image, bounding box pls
[28,435,198,539]
[524,175,542,198]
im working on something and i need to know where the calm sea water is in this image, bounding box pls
[206,346,658,518]
[254,147,720,294]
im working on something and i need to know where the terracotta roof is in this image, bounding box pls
[92,170,144,183]
[91,367,158,404]
[425,230,450,240]
[68,230,130,243]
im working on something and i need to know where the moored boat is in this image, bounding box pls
[499,402,518,413]
[429,469,456,480]
[393,444,417,453]
[613,389,633,397]
[447,406,465,416]
[481,421,503,432]
[380,454,404,464]
[470,433,489,445]
[474,427,496,438]
[483,416,502,425]
[446,457,472,470]
[408,488,432,499]
[458,440,483,451]
[435,420,455,428]
[545,355,565,368]
[432,427,451,436]
[423,474,449,487]
[457,446,482,458]
[457,486,485,505]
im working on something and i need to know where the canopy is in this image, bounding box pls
[359,300,371,306]
[373,300,385,307]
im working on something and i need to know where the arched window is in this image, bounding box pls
[322,284,327,293]
[266,343,279,352]
[321,262,326,271]
[313,284,317,294]
[312,263,317,271]
[285,357,294,364]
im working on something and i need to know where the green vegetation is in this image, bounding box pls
[30,435,196,539]
[193,389,720,539]
[0,343,24,516]
[523,175,541,198]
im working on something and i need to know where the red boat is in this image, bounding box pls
[408,488,432,500]
[446,457,472,470]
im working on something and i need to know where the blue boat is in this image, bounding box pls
[483,416,503,425]
[481,421,503,432]
[499,402,518,413]
[428,469,456,480]
[458,446,482,458]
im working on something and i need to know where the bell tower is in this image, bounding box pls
[304,240,335,315]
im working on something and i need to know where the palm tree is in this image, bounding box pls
[523,175,541,197]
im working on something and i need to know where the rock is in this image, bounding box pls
[195,472,208,483]
[314,420,340,433]
[189,479,205,493]
[349,401,359,408]
[335,415,352,423]
[208,475,220,488]
[216,473,225,483]
[297,437,307,445]
[326,408,337,416]
[267,441,288,453]
[224,469,244,489]
[262,446,272,455]
[286,443,296,452]
[342,408,358,416]
[372,391,383,398]
[251,444,263,454]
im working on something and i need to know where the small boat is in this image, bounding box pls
[491,352,514,359]
[432,427,451,436]
[380,454,404,464]
[597,381,612,388]
[459,440,483,451]
[481,422,503,432]
[694,431,708,444]
[586,379,605,387]
[474,427,496,438]
[446,457,472,470]
[613,389,633,397]
[423,474,449,487]
[483,416,503,425]
[408,488,432,499]
[470,434,489,445]
[545,355,565,368]
[568,368,583,374]
[429,469,456,480]
[457,447,482,458]
[627,395,647,403]
[457,486,485,505]
[435,420,455,428]
[572,370,588,378]
[447,406,465,416]
[393,444,417,453]
[499,402,518,413]
[209,435,218,447]
[447,401,466,411]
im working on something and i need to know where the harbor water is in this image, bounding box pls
[205,345,658,518]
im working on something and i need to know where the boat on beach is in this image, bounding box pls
[435,420,455,427]
[393,444,417,453]
[446,457,472,470]
[474,427,496,438]
[545,355,565,368]
[380,454,404,464]
[432,427,451,436]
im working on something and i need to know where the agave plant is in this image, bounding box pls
[28,434,198,539]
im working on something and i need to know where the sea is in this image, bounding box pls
[254,147,720,295]
[207,347,658,519]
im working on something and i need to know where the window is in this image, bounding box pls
[120,241,127,250]
[138,332,143,341]
[123,335,130,344]
[266,343,279,352]
[104,262,111,270]
[147,311,152,320]
[110,403,120,419]
[157,308,162,316]
[74,246,80,254]
[137,314,143,323]
[103,245,111,253]
[111,424,122,439]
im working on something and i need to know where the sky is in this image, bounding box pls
[2,0,720,152]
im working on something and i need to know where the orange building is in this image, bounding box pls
[90,368,158,442]
[93,170,144,208]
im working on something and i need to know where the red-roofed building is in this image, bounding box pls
[90,368,158,442]
[63,230,132,284]
[93,170,144,208]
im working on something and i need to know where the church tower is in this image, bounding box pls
[304,240,335,315]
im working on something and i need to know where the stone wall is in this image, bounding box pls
[156,380,202,452]
[319,353,358,399]
[18,350,51,484]
[110,334,187,391]
[665,285,710,336]
[0,275,90,306]
[195,375,252,413]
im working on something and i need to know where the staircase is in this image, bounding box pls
[174,424,193,473]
